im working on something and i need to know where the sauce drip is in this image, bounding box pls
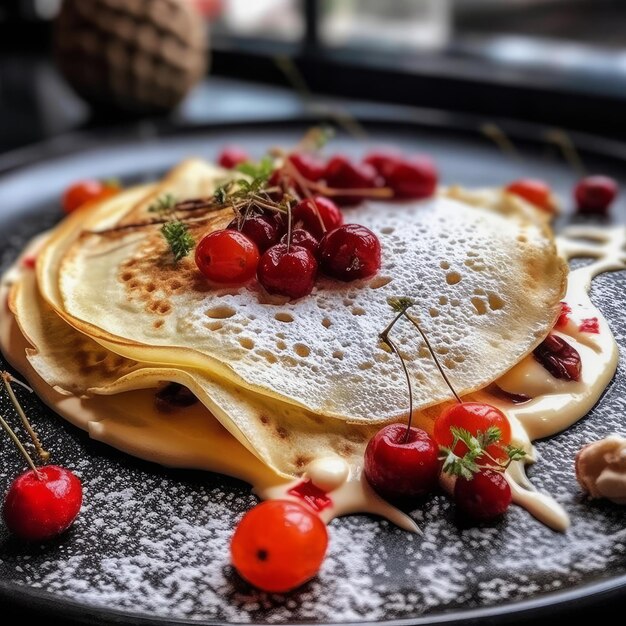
[1,226,624,534]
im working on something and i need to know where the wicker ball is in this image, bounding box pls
[54,0,208,114]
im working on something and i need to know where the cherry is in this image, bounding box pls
[3,465,83,541]
[385,156,438,200]
[324,156,382,205]
[364,424,439,500]
[62,180,119,214]
[195,230,260,284]
[505,179,555,212]
[258,243,318,299]
[363,149,403,179]
[280,229,319,256]
[318,224,381,281]
[230,500,328,593]
[291,196,344,239]
[433,402,511,461]
[217,146,249,169]
[287,153,326,182]
[574,175,618,214]
[454,469,512,521]
[533,333,581,382]
[227,214,279,253]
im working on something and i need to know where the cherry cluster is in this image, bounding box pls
[364,402,514,523]
[196,147,438,300]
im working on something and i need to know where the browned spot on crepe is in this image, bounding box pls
[118,211,231,317]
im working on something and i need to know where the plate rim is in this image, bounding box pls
[2,574,626,626]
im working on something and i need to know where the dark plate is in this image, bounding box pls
[0,117,625,626]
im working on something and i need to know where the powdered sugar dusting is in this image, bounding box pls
[1,144,626,622]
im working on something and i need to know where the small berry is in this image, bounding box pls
[62,180,119,213]
[228,215,279,253]
[3,465,83,541]
[195,230,260,284]
[385,156,438,199]
[280,229,319,256]
[574,175,618,214]
[292,196,344,239]
[258,243,318,299]
[363,149,403,179]
[218,146,249,169]
[433,402,511,461]
[287,153,326,182]
[230,500,328,592]
[364,424,439,500]
[506,179,555,212]
[454,470,512,521]
[318,224,381,281]
[324,156,382,205]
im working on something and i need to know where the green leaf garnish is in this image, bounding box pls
[439,426,525,479]
[160,221,195,262]
[235,156,275,183]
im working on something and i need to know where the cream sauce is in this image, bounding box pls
[1,226,624,535]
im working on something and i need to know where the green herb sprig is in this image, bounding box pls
[160,220,195,262]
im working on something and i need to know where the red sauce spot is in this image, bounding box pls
[555,301,571,328]
[288,479,332,512]
[21,256,36,269]
[579,317,600,334]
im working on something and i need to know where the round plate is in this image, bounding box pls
[0,118,625,626]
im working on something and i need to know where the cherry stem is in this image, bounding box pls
[286,200,293,251]
[0,411,41,477]
[2,373,50,462]
[282,159,327,235]
[403,313,462,405]
[379,309,414,441]
[309,182,394,199]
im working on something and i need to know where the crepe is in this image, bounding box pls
[39,160,567,423]
[10,268,379,478]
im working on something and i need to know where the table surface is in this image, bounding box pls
[0,54,625,626]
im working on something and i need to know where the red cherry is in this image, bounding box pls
[258,243,318,299]
[227,215,279,253]
[217,146,249,169]
[364,424,439,500]
[195,230,260,284]
[62,180,119,214]
[506,179,555,212]
[280,229,319,256]
[385,157,438,199]
[574,175,618,214]
[3,465,83,541]
[324,156,382,205]
[291,196,344,239]
[287,153,326,182]
[363,149,403,179]
[230,500,328,593]
[454,470,512,521]
[318,224,381,281]
[433,402,511,461]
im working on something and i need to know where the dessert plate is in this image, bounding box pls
[0,117,624,625]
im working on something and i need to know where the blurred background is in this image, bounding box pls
[1,0,626,155]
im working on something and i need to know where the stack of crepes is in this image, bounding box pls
[2,160,567,485]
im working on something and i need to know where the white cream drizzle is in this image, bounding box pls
[0,226,624,535]
[487,225,626,531]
